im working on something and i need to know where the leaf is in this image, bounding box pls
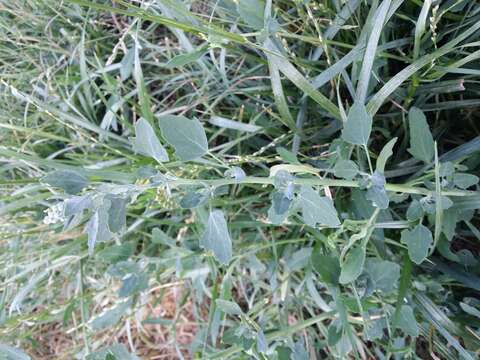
[0,343,31,360]
[43,170,89,195]
[179,191,209,208]
[164,44,208,68]
[311,252,341,285]
[408,107,434,163]
[224,166,246,181]
[209,116,262,132]
[276,147,299,164]
[453,173,479,189]
[333,160,359,180]
[339,244,365,284]
[299,186,341,227]
[396,305,419,337]
[365,258,400,293]
[401,224,433,264]
[118,272,149,298]
[97,243,134,264]
[200,210,232,264]
[106,196,128,233]
[86,344,140,360]
[216,299,243,315]
[86,203,112,255]
[90,300,131,330]
[237,0,264,30]
[366,171,389,209]
[376,137,397,172]
[406,199,424,221]
[272,191,292,215]
[132,118,169,163]
[341,101,372,146]
[120,47,135,81]
[158,115,208,161]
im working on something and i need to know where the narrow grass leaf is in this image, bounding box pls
[376,137,397,172]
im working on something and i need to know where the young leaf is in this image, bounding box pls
[158,115,208,161]
[333,160,359,180]
[43,170,89,195]
[224,166,246,182]
[311,252,341,285]
[201,210,232,264]
[339,244,365,284]
[376,137,398,172]
[365,258,400,293]
[132,118,169,163]
[216,299,243,315]
[401,224,433,264]
[453,173,479,189]
[341,101,372,146]
[299,185,340,227]
[237,0,265,30]
[164,44,208,69]
[408,107,434,163]
[396,305,419,337]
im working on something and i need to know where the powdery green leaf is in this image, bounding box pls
[311,252,341,285]
[86,203,112,255]
[339,244,365,284]
[132,118,169,163]
[107,196,127,233]
[333,160,359,180]
[365,258,400,293]
[408,107,434,163]
[406,199,424,221]
[158,115,208,161]
[0,343,31,360]
[179,191,209,209]
[201,210,232,264]
[216,299,243,315]
[43,170,89,195]
[376,137,398,173]
[299,185,340,227]
[90,300,131,330]
[237,0,264,30]
[396,305,419,337]
[401,224,433,264]
[164,45,208,69]
[453,173,479,189]
[341,101,372,146]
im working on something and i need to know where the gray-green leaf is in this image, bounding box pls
[90,300,131,330]
[401,224,433,264]
[201,210,232,264]
[86,203,112,255]
[365,258,400,293]
[408,107,434,163]
[396,305,419,337]
[43,170,89,195]
[333,160,359,180]
[299,185,340,227]
[339,244,365,284]
[164,45,208,69]
[132,118,169,163]
[453,173,479,189]
[341,101,372,146]
[216,299,243,315]
[0,343,31,360]
[158,115,208,161]
[376,137,398,173]
[237,0,265,30]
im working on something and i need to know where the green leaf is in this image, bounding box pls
[132,118,169,163]
[453,173,479,189]
[376,137,398,173]
[406,199,424,221]
[311,252,341,285]
[298,186,341,227]
[365,258,400,293]
[43,170,89,195]
[164,44,209,68]
[86,343,140,360]
[179,191,209,209]
[97,243,134,264]
[90,300,132,330]
[201,210,232,264]
[339,244,365,284]
[276,147,299,164]
[396,305,419,337]
[341,101,372,146]
[333,160,359,180]
[106,195,127,233]
[158,115,208,161]
[86,203,112,255]
[216,299,243,315]
[120,47,135,81]
[401,224,433,264]
[408,107,434,163]
[237,0,264,30]
[0,343,31,360]
[118,272,149,298]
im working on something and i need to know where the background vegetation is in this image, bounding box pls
[1,0,480,359]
